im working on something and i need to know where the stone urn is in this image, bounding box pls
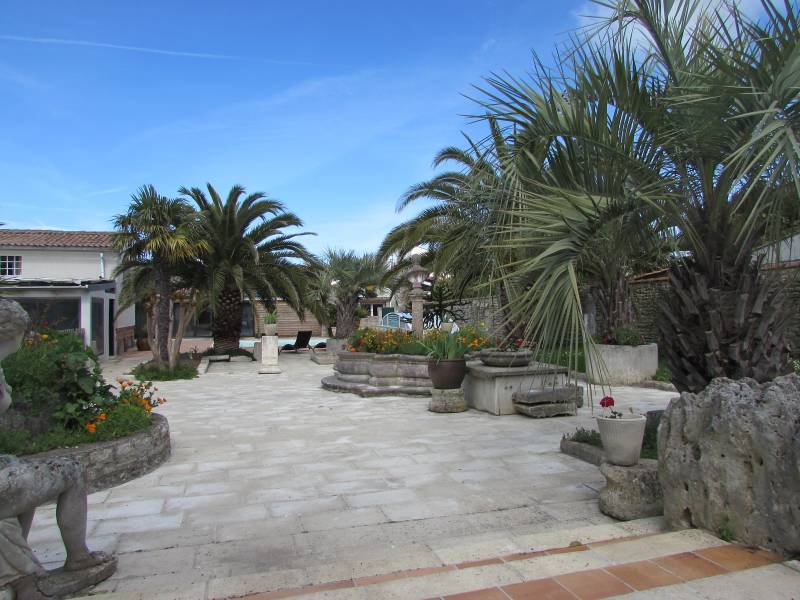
[596,414,646,466]
[264,324,278,336]
[479,349,534,368]
[428,358,467,389]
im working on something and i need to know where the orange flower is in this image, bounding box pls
[85,422,97,433]
[97,413,107,421]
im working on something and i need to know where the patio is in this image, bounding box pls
[29,353,678,597]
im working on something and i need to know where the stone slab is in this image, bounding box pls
[512,385,583,407]
[514,402,576,418]
[310,352,338,365]
[321,375,431,397]
[559,438,606,466]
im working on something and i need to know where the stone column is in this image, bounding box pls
[410,287,425,338]
[258,335,281,374]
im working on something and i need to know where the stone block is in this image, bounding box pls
[514,402,576,418]
[599,459,663,521]
[429,388,468,413]
[587,343,658,385]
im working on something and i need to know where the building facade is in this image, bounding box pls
[0,230,135,356]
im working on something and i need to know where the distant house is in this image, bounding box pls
[0,229,135,356]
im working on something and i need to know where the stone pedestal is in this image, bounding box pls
[429,388,467,413]
[464,362,568,415]
[599,459,663,521]
[513,385,582,418]
[258,335,281,374]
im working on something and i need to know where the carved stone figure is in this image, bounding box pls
[0,299,116,599]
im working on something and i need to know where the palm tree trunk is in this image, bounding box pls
[153,269,171,363]
[335,296,359,339]
[213,287,244,353]
[658,255,791,393]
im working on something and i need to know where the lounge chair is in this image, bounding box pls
[280,330,313,353]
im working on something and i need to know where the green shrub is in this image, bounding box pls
[538,347,587,372]
[0,403,153,456]
[602,327,647,346]
[132,360,198,381]
[263,310,278,324]
[564,427,602,447]
[654,361,672,382]
[424,332,469,360]
[1,329,114,427]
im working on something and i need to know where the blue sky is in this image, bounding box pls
[1,0,601,254]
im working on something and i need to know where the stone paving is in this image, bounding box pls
[27,352,678,597]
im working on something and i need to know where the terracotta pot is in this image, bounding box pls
[427,358,467,389]
[263,324,278,336]
[596,414,646,466]
[479,349,534,367]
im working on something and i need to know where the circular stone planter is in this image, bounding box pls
[479,349,534,368]
[263,324,278,336]
[23,413,171,493]
[596,414,646,466]
[334,351,374,383]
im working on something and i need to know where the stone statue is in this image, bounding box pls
[0,299,116,600]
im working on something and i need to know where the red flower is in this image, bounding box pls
[600,396,615,408]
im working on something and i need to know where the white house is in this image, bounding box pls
[0,229,135,357]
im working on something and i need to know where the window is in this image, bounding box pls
[0,255,21,276]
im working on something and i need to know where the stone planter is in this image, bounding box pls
[428,358,467,389]
[25,413,171,493]
[596,415,646,466]
[429,388,467,413]
[587,343,658,385]
[334,351,374,383]
[323,353,432,396]
[263,324,278,336]
[479,349,534,368]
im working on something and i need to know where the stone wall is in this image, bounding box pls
[25,413,171,493]
[451,296,504,335]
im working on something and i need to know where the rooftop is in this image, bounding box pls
[0,229,115,249]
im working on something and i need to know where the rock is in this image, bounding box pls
[515,402,576,418]
[658,375,800,555]
[37,554,117,598]
[599,459,663,521]
[429,388,468,413]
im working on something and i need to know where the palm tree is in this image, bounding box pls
[479,0,799,391]
[113,185,200,365]
[322,250,390,339]
[179,183,315,353]
[379,119,512,300]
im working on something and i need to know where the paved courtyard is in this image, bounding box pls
[28,352,678,598]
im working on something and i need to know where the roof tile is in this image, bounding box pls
[0,229,115,249]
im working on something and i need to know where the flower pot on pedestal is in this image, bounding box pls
[427,358,467,389]
[596,414,646,466]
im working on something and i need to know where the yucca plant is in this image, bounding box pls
[424,331,469,361]
[477,0,799,392]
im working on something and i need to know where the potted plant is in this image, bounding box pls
[595,395,646,466]
[424,332,468,389]
[263,310,278,336]
[479,337,534,367]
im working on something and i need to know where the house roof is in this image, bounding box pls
[0,229,115,249]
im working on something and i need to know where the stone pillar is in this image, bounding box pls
[410,287,425,338]
[258,335,281,374]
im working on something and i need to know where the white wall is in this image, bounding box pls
[0,247,114,281]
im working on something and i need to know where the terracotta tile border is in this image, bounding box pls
[234,540,783,600]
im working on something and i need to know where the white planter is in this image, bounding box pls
[588,343,658,385]
[596,415,646,466]
[263,324,278,336]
